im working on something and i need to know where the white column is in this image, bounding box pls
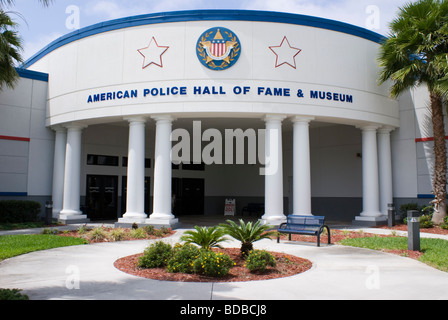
[119,117,147,224]
[59,124,89,223]
[147,115,179,227]
[354,125,385,225]
[378,126,394,216]
[292,116,314,215]
[52,126,66,219]
[261,114,286,226]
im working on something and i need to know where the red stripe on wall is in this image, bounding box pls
[415,136,448,143]
[0,135,30,142]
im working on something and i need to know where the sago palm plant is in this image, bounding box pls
[219,219,276,257]
[180,225,229,251]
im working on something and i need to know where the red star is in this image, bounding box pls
[269,37,302,69]
[138,37,169,69]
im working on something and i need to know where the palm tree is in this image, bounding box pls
[0,0,52,90]
[0,9,21,90]
[0,0,52,7]
[219,219,276,257]
[378,0,448,224]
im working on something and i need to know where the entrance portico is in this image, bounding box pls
[49,113,395,228]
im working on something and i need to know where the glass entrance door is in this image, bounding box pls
[86,175,118,221]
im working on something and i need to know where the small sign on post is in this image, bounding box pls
[224,199,236,216]
[407,210,420,251]
[387,203,396,227]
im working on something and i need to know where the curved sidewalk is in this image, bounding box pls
[1,228,448,300]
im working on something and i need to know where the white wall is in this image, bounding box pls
[0,73,53,196]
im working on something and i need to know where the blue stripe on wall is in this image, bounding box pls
[0,192,28,197]
[16,68,49,82]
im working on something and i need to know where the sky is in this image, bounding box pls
[4,0,415,61]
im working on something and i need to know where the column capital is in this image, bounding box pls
[264,114,287,123]
[63,122,87,131]
[378,126,395,134]
[291,115,315,124]
[51,125,67,133]
[124,116,147,124]
[357,124,380,132]
[151,114,175,123]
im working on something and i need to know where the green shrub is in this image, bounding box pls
[143,225,155,235]
[87,227,107,241]
[0,200,41,223]
[0,288,29,300]
[129,228,146,239]
[441,217,448,230]
[399,203,419,217]
[245,250,276,273]
[419,214,434,228]
[77,225,90,235]
[108,228,126,241]
[166,244,200,274]
[138,241,173,268]
[192,250,234,277]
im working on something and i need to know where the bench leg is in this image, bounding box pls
[317,234,320,247]
[277,235,280,243]
[288,233,291,241]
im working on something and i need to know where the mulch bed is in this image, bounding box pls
[114,247,313,283]
[112,229,389,283]
[57,227,174,243]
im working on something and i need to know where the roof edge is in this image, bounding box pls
[23,9,386,68]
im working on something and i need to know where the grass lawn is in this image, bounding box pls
[0,234,88,261]
[339,236,448,272]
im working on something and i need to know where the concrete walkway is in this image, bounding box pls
[1,224,448,300]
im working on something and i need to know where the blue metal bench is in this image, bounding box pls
[277,215,331,247]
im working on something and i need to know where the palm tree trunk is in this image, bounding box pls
[430,91,447,224]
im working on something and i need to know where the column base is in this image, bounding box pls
[115,213,147,227]
[352,215,387,227]
[58,214,90,224]
[145,215,181,229]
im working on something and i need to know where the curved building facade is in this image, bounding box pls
[3,10,429,227]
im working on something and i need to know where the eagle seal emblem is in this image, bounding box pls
[196,27,241,71]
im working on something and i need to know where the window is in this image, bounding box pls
[87,154,119,166]
[182,163,205,171]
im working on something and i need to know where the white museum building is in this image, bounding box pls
[0,10,440,227]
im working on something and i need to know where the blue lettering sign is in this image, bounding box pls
[309,90,353,104]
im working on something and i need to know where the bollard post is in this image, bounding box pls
[387,203,396,227]
[407,210,420,251]
[45,201,53,225]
